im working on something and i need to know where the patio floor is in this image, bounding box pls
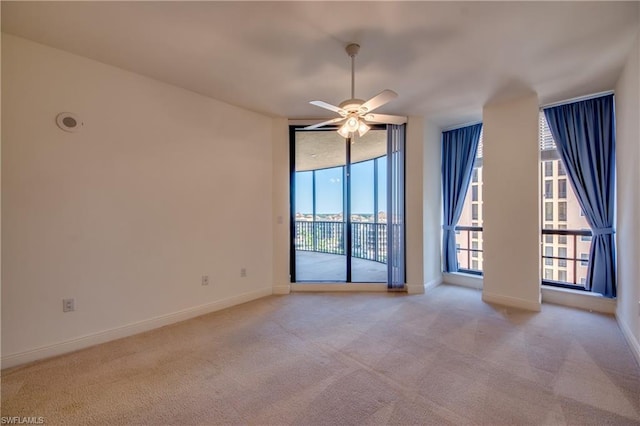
[295,251,387,283]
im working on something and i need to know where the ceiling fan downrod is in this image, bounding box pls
[346,43,360,100]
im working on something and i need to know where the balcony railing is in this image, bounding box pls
[455,226,483,275]
[295,221,387,264]
[541,228,592,290]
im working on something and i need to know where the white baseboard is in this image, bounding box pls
[443,272,483,290]
[482,291,541,312]
[291,283,387,292]
[272,284,291,295]
[616,314,640,368]
[406,283,425,294]
[1,287,273,370]
[541,286,616,314]
[424,277,443,291]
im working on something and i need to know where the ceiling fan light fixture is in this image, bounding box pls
[358,121,370,137]
[337,123,351,138]
[337,116,369,138]
[346,116,359,132]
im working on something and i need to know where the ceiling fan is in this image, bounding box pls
[304,43,407,138]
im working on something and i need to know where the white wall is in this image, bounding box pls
[423,119,443,289]
[1,35,274,367]
[614,31,640,363]
[482,93,541,311]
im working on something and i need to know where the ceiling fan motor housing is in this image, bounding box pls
[339,98,365,113]
[345,43,360,57]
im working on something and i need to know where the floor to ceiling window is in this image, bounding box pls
[538,111,592,289]
[456,131,483,274]
[290,126,403,284]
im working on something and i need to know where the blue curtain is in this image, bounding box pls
[544,95,616,297]
[441,123,483,272]
[387,124,406,289]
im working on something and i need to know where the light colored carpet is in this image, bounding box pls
[2,284,639,425]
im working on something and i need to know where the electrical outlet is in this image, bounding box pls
[202,275,209,286]
[240,268,247,277]
[63,298,75,313]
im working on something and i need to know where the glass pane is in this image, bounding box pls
[377,157,387,223]
[539,113,591,287]
[294,131,346,282]
[350,161,374,222]
[315,167,343,222]
[457,131,483,273]
[295,171,313,221]
[351,130,387,283]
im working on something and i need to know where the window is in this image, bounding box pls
[581,229,592,242]
[544,180,553,199]
[545,202,553,221]
[544,161,553,177]
[580,253,589,266]
[292,127,399,283]
[545,246,553,266]
[558,179,567,199]
[558,202,567,221]
[558,270,567,282]
[558,161,566,176]
[457,131,483,273]
[558,247,567,267]
[558,224,567,244]
[539,112,592,289]
[544,269,553,279]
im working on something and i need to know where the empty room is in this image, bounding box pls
[1,1,639,424]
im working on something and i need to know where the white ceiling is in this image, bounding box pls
[2,1,638,128]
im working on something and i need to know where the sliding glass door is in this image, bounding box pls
[293,130,347,281]
[290,125,404,285]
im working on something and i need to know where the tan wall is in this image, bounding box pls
[1,35,274,366]
[271,118,290,294]
[406,117,425,293]
[482,93,541,311]
[423,119,443,288]
[615,31,640,361]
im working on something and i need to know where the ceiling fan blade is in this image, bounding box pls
[309,100,346,115]
[359,90,398,114]
[363,113,407,125]
[302,117,346,130]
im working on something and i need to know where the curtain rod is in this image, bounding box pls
[541,90,614,110]
[442,120,482,133]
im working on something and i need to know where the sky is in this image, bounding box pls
[295,157,387,215]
